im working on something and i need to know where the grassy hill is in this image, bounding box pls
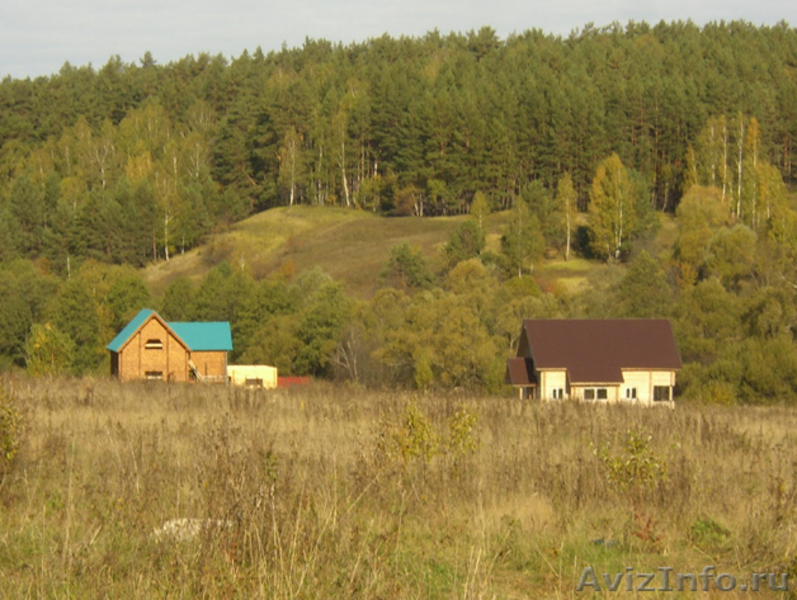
[142,205,678,299]
[143,206,511,298]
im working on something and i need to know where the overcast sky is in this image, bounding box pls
[1,0,794,80]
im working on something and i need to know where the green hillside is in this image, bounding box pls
[140,204,689,300]
[142,206,512,298]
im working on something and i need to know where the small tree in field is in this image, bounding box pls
[380,243,435,291]
[443,220,485,269]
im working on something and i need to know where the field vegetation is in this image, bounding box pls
[2,377,796,598]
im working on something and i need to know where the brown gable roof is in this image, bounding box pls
[505,357,537,386]
[522,319,682,384]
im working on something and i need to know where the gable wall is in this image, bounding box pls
[118,319,189,382]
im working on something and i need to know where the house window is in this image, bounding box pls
[145,371,163,380]
[584,388,608,400]
[145,338,163,350]
[625,387,637,399]
[653,386,671,401]
[551,388,564,399]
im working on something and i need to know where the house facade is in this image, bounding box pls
[506,319,682,405]
[107,309,233,383]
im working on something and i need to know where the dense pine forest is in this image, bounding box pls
[2,20,797,403]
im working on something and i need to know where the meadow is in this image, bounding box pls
[142,207,468,299]
[1,377,796,598]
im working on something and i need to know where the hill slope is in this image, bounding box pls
[142,206,511,298]
[142,206,680,299]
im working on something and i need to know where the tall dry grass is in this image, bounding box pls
[1,375,796,598]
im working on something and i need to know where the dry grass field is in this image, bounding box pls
[2,376,797,598]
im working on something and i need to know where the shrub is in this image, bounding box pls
[379,401,440,467]
[689,516,731,550]
[592,429,668,498]
[446,403,479,461]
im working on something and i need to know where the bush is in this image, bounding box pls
[592,428,668,505]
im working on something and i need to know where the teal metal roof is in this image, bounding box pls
[106,309,233,352]
[106,309,155,352]
[168,322,233,352]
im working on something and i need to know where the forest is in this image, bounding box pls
[1,20,797,403]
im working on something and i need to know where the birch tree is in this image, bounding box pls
[154,141,181,261]
[74,117,117,191]
[332,109,351,207]
[555,173,577,261]
[470,191,490,235]
[278,126,304,206]
[587,153,637,260]
[501,200,544,277]
[693,115,729,207]
[740,117,761,228]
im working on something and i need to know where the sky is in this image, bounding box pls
[1,0,794,80]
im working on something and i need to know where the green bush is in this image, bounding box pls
[689,516,731,550]
[592,429,668,499]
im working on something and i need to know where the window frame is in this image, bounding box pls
[653,386,671,402]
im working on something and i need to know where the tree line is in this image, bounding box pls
[2,124,797,404]
[2,21,797,268]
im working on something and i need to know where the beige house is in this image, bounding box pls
[506,319,682,405]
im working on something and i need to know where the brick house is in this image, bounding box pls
[107,309,232,383]
[506,319,682,404]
